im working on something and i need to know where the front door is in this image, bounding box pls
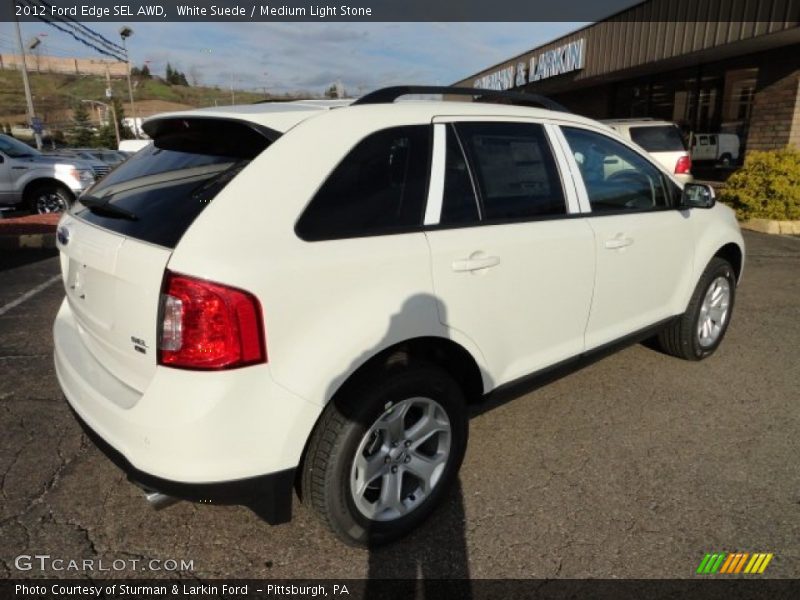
[558,125,694,350]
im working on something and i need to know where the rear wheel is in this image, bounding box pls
[301,362,468,547]
[26,183,73,214]
[656,257,736,360]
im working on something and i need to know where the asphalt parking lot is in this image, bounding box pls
[0,231,798,581]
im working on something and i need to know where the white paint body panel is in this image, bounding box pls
[53,100,744,486]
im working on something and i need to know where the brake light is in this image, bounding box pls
[158,271,266,370]
[675,155,692,175]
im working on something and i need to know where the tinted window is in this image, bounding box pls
[441,126,480,226]
[562,127,671,212]
[456,122,565,222]
[296,126,431,240]
[629,125,686,152]
[74,118,272,248]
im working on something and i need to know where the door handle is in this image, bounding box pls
[452,255,501,272]
[604,236,634,250]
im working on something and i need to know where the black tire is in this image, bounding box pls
[301,361,468,547]
[26,182,73,214]
[719,153,732,168]
[656,257,736,360]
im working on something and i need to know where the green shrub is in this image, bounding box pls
[720,148,800,221]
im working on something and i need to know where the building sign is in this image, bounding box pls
[473,37,586,90]
[530,38,586,82]
[473,65,516,91]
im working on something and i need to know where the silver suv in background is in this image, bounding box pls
[0,134,96,213]
[602,119,693,184]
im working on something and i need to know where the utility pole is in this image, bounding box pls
[104,65,120,147]
[12,5,42,149]
[119,26,138,138]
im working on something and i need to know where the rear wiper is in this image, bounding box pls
[79,195,138,221]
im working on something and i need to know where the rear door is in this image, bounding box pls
[424,119,595,386]
[57,118,274,394]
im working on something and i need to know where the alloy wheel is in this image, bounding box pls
[697,276,731,348]
[350,396,451,522]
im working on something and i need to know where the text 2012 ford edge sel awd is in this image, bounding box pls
[54,87,744,546]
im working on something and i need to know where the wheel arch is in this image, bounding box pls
[714,242,743,282]
[330,336,485,407]
[22,177,74,204]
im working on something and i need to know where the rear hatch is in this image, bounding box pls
[57,118,276,395]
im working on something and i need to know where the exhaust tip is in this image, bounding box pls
[144,490,180,510]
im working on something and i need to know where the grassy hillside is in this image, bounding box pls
[0,69,299,124]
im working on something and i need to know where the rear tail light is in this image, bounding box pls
[158,271,266,370]
[675,155,692,175]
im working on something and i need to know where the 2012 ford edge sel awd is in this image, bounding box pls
[53,87,744,546]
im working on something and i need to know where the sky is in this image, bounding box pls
[0,21,587,95]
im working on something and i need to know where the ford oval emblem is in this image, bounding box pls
[56,226,70,246]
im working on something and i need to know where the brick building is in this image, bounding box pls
[453,0,800,160]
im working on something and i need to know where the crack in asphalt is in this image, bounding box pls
[0,431,90,529]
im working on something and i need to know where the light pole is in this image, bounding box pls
[119,26,138,138]
[12,5,42,150]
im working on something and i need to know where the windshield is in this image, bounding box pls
[0,134,41,158]
[73,118,275,248]
[629,126,687,152]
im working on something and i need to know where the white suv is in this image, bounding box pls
[602,119,693,184]
[53,87,744,546]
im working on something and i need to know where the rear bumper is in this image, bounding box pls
[70,406,295,523]
[53,297,321,509]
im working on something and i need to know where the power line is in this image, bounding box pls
[16,0,126,61]
[32,0,127,54]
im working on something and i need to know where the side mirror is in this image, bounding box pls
[680,183,715,209]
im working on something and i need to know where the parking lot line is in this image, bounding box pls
[0,274,61,317]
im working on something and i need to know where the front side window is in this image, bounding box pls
[456,122,565,222]
[296,125,431,240]
[562,127,671,213]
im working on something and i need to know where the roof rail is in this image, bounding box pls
[352,86,570,113]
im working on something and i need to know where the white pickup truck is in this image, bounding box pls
[0,134,96,213]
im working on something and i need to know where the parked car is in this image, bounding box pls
[44,149,114,180]
[118,139,152,153]
[0,134,96,213]
[70,148,128,166]
[53,87,744,547]
[602,118,693,184]
[691,133,740,167]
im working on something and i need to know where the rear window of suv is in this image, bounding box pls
[73,118,276,248]
[629,125,686,152]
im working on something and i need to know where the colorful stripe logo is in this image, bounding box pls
[696,552,774,574]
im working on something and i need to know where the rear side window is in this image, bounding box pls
[74,118,274,248]
[455,122,565,222]
[441,126,480,226]
[296,125,431,241]
[629,126,686,152]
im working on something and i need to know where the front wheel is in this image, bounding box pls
[27,183,73,214]
[301,362,468,547]
[656,257,736,360]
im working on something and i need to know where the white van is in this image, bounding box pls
[691,133,740,167]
